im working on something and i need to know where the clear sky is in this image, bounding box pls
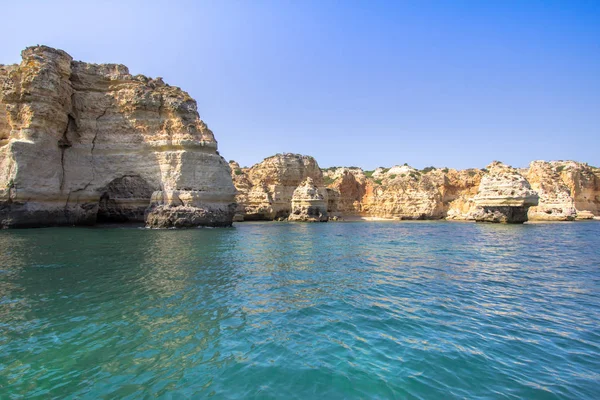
[2,0,599,170]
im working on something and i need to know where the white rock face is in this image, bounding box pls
[0,46,236,228]
[471,162,539,223]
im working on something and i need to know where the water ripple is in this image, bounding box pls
[0,221,599,398]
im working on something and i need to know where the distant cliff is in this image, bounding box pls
[0,46,235,228]
[231,155,599,223]
[229,154,327,221]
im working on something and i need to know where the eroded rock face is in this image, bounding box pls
[288,177,328,222]
[362,167,446,219]
[97,175,155,222]
[323,168,370,215]
[231,154,597,223]
[553,161,600,219]
[0,46,235,228]
[229,154,326,220]
[471,162,539,223]
[526,161,577,221]
[323,166,482,220]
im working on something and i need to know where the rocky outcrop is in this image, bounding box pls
[441,169,483,220]
[470,162,539,223]
[232,154,597,224]
[526,161,577,221]
[0,46,235,228]
[361,166,447,219]
[323,168,370,215]
[323,166,482,220]
[229,154,327,221]
[553,161,600,219]
[2,47,596,228]
[288,177,328,222]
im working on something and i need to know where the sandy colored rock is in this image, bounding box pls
[323,166,481,220]
[229,154,326,220]
[470,162,538,223]
[323,168,370,215]
[288,177,328,222]
[554,161,600,219]
[525,161,577,221]
[232,156,597,224]
[0,46,235,228]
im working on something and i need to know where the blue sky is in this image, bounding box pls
[2,0,599,170]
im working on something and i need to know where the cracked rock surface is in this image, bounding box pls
[0,46,235,228]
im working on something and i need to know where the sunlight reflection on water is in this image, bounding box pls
[0,221,599,398]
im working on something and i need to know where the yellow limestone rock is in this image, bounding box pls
[324,166,482,220]
[0,46,235,228]
[526,161,577,221]
[288,177,328,222]
[470,162,539,223]
[229,153,326,221]
[553,161,600,219]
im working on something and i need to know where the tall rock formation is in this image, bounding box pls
[229,154,327,221]
[526,161,577,221]
[288,177,328,222]
[231,154,597,224]
[323,168,370,215]
[470,162,539,223]
[0,46,235,228]
[553,161,600,219]
[324,166,482,220]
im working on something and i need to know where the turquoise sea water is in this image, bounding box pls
[0,221,599,399]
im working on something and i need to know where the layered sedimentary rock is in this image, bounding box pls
[288,177,328,222]
[361,166,447,219]
[470,162,539,223]
[525,161,577,221]
[323,168,370,215]
[233,154,598,223]
[323,165,482,220]
[553,161,600,219]
[0,46,235,228]
[229,154,327,221]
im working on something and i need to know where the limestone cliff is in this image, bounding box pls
[323,168,370,215]
[0,46,235,228]
[229,154,327,221]
[232,155,598,223]
[324,166,482,220]
[553,161,600,219]
[526,161,577,221]
[470,162,539,223]
[288,177,328,222]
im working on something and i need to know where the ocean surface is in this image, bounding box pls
[1,221,599,399]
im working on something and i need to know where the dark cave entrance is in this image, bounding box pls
[96,175,155,223]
